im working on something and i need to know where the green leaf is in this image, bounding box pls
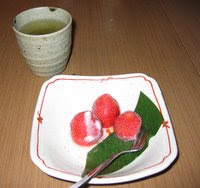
[82,92,164,177]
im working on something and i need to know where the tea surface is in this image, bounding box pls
[19,19,66,35]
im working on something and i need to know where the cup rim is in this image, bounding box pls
[12,6,72,38]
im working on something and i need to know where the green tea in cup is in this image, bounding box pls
[19,19,66,35]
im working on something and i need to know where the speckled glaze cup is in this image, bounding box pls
[12,7,72,77]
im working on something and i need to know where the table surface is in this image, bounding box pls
[0,0,200,187]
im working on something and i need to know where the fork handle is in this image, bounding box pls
[70,153,120,188]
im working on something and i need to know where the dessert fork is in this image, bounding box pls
[70,130,149,188]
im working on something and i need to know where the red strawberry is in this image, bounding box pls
[113,111,142,141]
[92,94,120,128]
[70,111,102,146]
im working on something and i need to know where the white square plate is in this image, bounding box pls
[30,73,178,184]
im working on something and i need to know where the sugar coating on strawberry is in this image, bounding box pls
[113,111,142,141]
[70,111,102,146]
[92,94,120,128]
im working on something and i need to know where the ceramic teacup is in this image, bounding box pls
[12,7,72,77]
